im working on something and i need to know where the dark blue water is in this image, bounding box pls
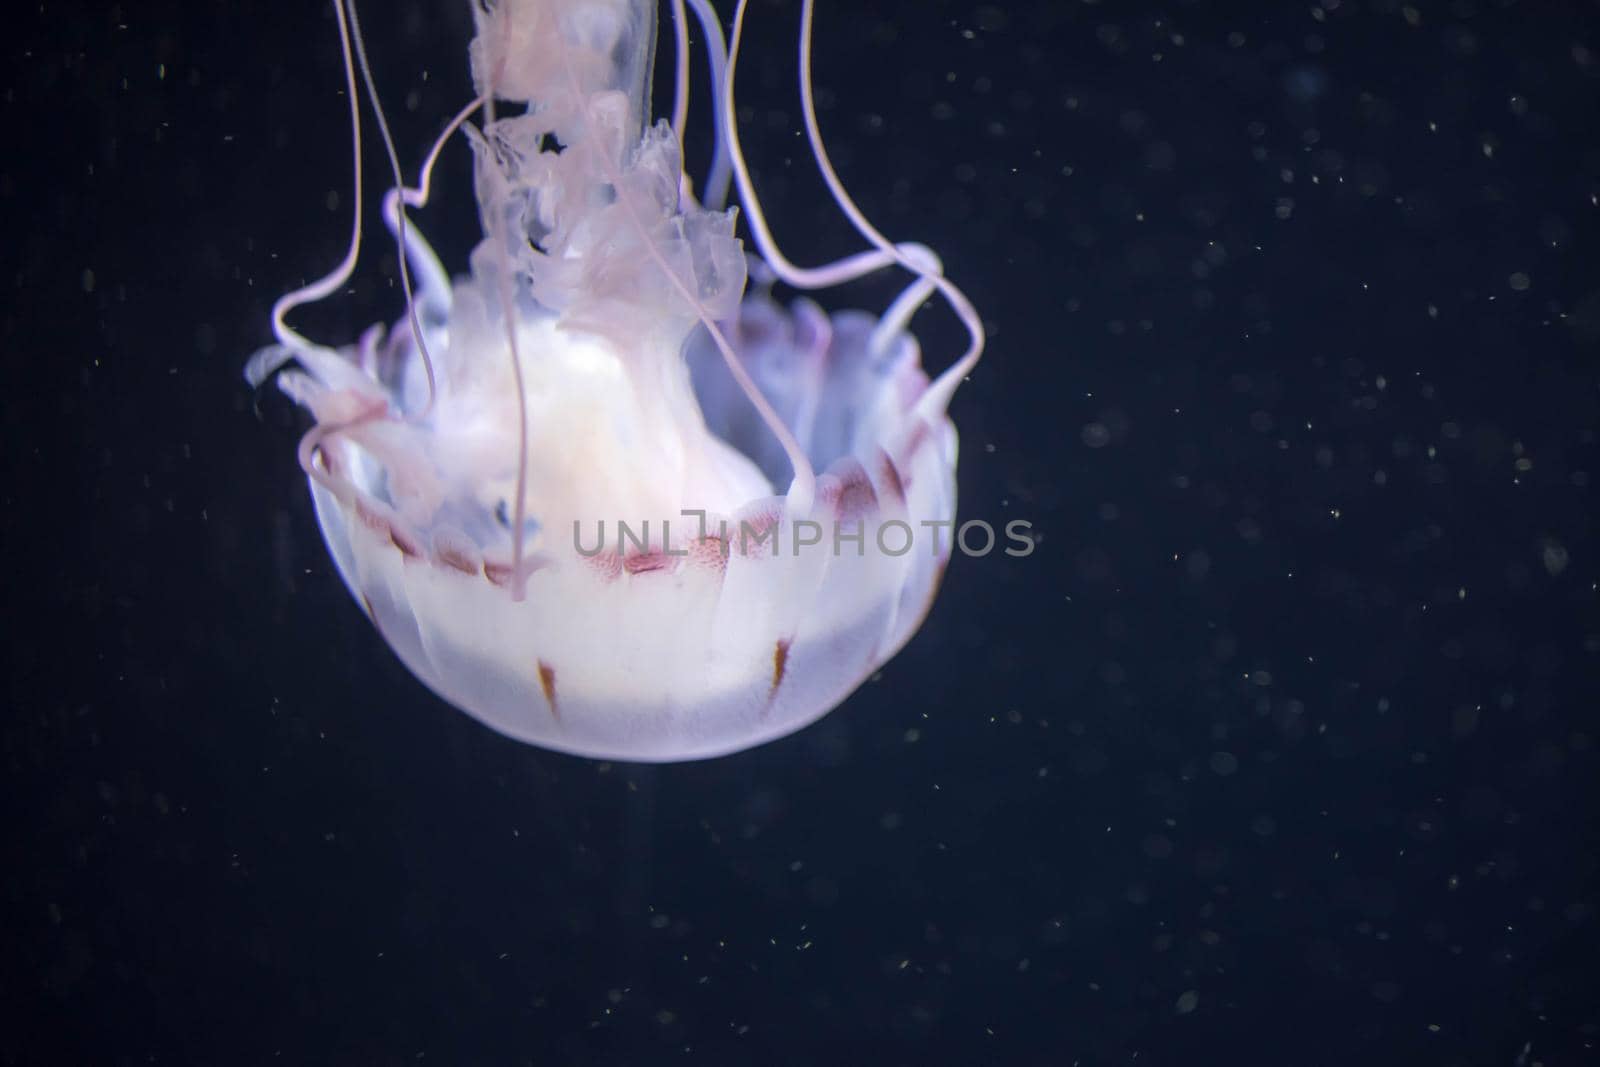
[6,1,1597,1063]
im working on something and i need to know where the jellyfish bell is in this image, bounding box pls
[249,0,985,762]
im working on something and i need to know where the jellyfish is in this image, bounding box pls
[247,0,984,761]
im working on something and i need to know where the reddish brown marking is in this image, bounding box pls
[483,554,547,587]
[435,544,477,575]
[584,551,624,581]
[483,559,513,588]
[389,525,422,559]
[878,450,907,503]
[771,638,791,696]
[354,498,389,534]
[623,551,674,575]
[830,461,879,520]
[902,419,931,460]
[537,660,559,720]
[731,506,782,559]
[359,593,376,620]
[689,536,729,572]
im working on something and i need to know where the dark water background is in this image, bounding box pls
[5,0,1598,1063]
